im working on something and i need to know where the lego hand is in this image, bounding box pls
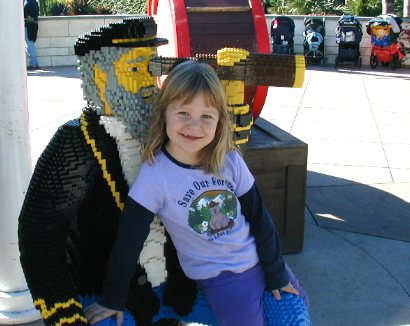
[216,47,249,66]
[272,282,299,300]
[85,302,124,326]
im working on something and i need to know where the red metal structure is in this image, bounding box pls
[147,0,270,118]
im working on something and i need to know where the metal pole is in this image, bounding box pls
[0,1,40,324]
[404,0,410,16]
[382,0,395,13]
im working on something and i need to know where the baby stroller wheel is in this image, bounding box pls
[358,56,362,68]
[334,56,339,68]
[370,53,378,69]
[390,53,400,70]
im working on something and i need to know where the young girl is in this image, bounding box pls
[85,60,300,326]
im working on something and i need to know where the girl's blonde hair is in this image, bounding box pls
[142,60,236,174]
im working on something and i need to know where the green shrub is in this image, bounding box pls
[66,0,96,15]
[266,0,345,15]
[39,0,55,15]
[94,4,114,15]
[91,0,146,14]
[48,1,69,15]
[346,0,382,16]
[395,1,403,16]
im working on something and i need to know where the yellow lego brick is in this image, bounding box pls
[228,104,250,115]
[225,81,245,105]
[293,55,306,88]
[217,48,249,66]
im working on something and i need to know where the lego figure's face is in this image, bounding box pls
[89,46,159,140]
[114,47,157,97]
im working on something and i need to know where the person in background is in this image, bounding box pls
[24,0,39,70]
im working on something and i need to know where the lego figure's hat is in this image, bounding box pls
[74,17,168,56]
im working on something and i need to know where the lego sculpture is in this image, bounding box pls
[18,17,310,326]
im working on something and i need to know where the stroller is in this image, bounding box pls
[271,16,295,54]
[335,14,363,67]
[303,17,326,65]
[366,14,405,69]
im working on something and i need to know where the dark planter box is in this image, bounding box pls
[244,118,308,253]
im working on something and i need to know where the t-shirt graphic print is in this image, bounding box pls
[188,190,236,238]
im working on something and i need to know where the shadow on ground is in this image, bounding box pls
[306,171,410,242]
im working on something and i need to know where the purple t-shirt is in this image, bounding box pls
[129,149,259,280]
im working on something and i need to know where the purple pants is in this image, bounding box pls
[197,264,266,326]
[196,263,309,326]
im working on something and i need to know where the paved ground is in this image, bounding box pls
[261,66,410,326]
[4,65,410,326]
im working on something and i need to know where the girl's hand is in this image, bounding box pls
[84,302,124,326]
[272,282,299,300]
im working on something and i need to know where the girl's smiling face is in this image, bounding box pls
[165,92,219,166]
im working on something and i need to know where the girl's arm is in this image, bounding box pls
[238,183,289,290]
[98,196,155,311]
[85,304,123,326]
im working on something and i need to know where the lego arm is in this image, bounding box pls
[18,123,95,326]
[149,51,305,88]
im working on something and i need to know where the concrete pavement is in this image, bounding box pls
[261,66,410,325]
[9,65,410,325]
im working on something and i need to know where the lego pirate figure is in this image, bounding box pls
[18,17,197,326]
